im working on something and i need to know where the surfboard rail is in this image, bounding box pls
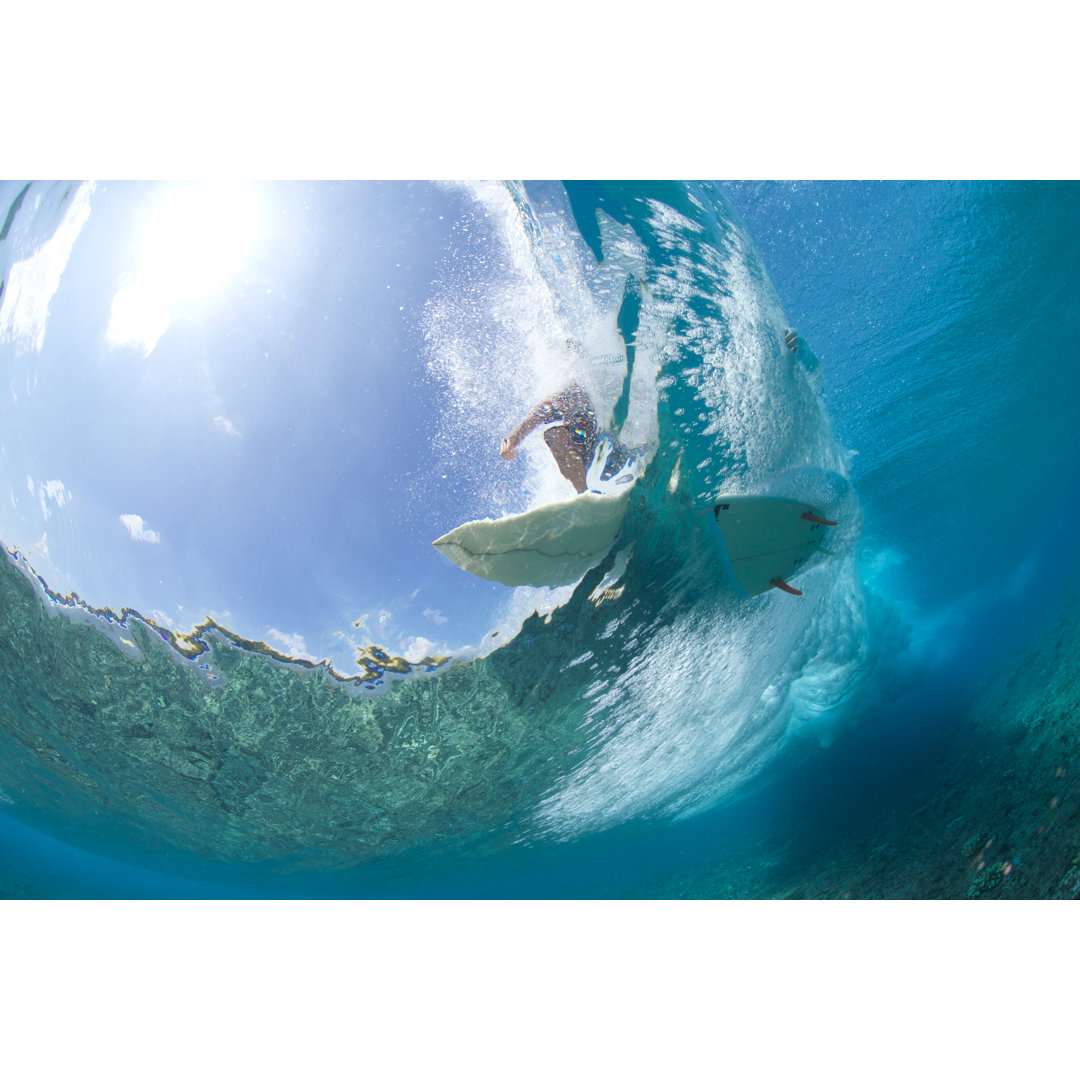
[432,489,632,588]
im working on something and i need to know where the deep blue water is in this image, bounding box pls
[1,180,1078,899]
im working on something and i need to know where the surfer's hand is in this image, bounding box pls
[500,437,517,460]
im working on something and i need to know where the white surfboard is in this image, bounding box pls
[712,495,836,596]
[432,489,632,588]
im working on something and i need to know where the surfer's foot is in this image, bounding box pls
[599,441,651,482]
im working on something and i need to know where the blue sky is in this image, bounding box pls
[0,181,545,670]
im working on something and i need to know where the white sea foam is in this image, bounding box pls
[0,183,94,354]
[422,182,660,648]
[527,185,867,837]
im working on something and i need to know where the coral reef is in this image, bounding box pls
[0,550,606,871]
[617,581,1080,900]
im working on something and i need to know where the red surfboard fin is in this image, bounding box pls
[770,578,803,596]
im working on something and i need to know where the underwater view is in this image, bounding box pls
[1,178,1078,900]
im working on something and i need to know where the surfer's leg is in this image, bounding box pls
[544,426,588,493]
[600,438,631,481]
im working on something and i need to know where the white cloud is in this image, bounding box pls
[403,636,439,663]
[119,513,161,543]
[40,479,69,520]
[423,608,449,625]
[27,477,70,521]
[354,610,389,630]
[213,415,240,437]
[267,629,316,662]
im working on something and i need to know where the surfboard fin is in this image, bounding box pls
[801,512,838,526]
[770,578,803,596]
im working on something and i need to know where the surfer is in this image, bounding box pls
[500,383,636,494]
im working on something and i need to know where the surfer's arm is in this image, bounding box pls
[784,328,822,391]
[500,398,564,459]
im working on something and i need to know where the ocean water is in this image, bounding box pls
[1,179,1078,899]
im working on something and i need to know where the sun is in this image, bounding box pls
[139,183,260,302]
[107,183,261,355]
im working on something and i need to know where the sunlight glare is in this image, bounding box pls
[140,183,260,301]
[107,183,261,356]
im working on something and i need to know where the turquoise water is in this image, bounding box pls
[1,180,1078,898]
